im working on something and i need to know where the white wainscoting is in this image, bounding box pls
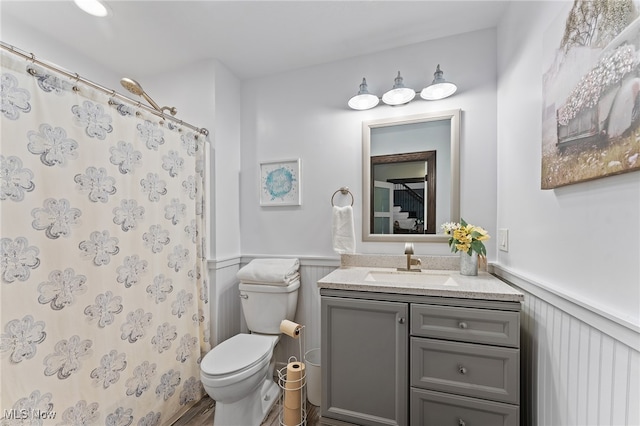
[493,264,640,426]
[207,257,243,346]
[208,258,639,425]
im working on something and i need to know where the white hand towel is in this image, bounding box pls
[332,205,355,254]
[237,258,300,284]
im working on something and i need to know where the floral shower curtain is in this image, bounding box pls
[0,50,210,425]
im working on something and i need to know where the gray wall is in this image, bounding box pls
[496,1,638,337]
[495,1,640,424]
[239,28,498,259]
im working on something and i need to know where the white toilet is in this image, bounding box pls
[200,278,300,425]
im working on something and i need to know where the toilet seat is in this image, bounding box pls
[201,334,274,377]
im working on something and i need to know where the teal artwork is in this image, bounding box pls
[265,167,295,199]
[260,159,301,205]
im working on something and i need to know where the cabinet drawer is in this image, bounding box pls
[410,337,519,404]
[410,388,519,426]
[411,303,519,347]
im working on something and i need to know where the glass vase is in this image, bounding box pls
[460,251,478,276]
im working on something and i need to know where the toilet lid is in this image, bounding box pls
[201,334,273,376]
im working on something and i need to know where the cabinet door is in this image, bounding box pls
[321,296,408,426]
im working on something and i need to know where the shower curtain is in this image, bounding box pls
[1,50,210,425]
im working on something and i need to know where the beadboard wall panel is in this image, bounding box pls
[208,258,639,425]
[208,257,243,346]
[278,263,337,362]
[495,265,640,426]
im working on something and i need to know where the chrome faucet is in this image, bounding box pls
[398,243,422,272]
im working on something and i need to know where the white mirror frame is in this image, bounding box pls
[362,109,460,243]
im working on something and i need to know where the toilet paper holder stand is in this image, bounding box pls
[277,322,307,426]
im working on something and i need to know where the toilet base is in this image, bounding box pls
[213,378,280,426]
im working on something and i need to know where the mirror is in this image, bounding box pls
[362,109,460,243]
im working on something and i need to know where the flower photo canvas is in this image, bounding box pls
[541,1,640,189]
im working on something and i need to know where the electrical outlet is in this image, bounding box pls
[498,229,509,252]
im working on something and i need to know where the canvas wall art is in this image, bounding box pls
[541,0,640,189]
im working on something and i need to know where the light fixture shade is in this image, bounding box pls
[348,78,380,110]
[420,64,457,100]
[382,71,415,106]
[73,0,110,17]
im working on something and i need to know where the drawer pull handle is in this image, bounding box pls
[458,365,467,375]
[398,317,405,324]
[458,419,466,426]
[239,294,248,299]
[458,322,468,329]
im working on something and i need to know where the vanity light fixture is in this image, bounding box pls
[420,64,458,101]
[73,0,111,17]
[348,78,380,110]
[348,65,457,110]
[381,71,416,106]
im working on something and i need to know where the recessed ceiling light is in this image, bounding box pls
[73,0,111,17]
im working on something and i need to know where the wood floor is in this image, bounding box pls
[171,395,320,426]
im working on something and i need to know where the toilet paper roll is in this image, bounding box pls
[284,361,305,426]
[280,320,301,338]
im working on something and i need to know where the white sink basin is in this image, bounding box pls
[364,270,457,287]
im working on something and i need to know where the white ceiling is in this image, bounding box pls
[1,1,509,80]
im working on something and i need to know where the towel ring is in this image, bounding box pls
[331,187,354,207]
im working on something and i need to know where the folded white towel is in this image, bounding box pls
[332,205,355,254]
[237,258,300,284]
[239,272,300,286]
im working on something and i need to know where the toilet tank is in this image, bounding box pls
[239,280,300,334]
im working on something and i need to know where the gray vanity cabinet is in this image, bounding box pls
[320,289,521,426]
[321,296,408,426]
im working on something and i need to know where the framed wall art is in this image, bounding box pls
[259,158,301,206]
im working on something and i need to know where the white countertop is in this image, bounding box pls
[317,267,524,302]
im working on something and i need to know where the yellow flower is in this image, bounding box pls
[453,229,471,243]
[474,227,490,241]
[442,218,490,257]
[455,242,470,252]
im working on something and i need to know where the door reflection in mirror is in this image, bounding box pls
[372,151,436,234]
[370,119,450,235]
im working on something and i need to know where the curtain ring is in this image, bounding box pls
[29,52,36,63]
[74,73,80,82]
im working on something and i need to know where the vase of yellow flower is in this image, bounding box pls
[441,218,490,276]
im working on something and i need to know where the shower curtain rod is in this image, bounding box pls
[1,41,209,137]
